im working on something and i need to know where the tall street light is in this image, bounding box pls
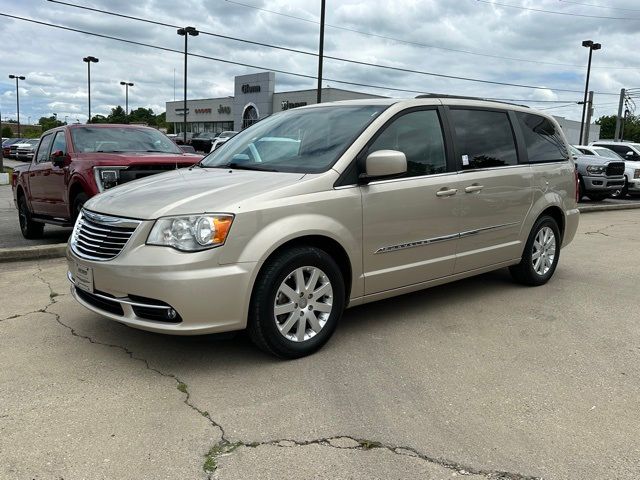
[8,74,26,136]
[83,56,99,123]
[120,81,134,118]
[177,26,199,144]
[579,40,601,145]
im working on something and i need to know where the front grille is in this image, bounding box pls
[606,162,625,176]
[71,210,140,261]
[75,288,124,316]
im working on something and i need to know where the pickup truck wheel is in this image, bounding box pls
[509,215,560,286]
[578,177,585,202]
[611,180,628,199]
[72,193,88,221]
[248,246,345,359]
[18,195,44,239]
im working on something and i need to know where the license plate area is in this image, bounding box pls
[74,262,94,293]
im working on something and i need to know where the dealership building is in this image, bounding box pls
[165,70,601,143]
[165,71,382,135]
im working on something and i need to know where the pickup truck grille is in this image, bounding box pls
[71,210,141,261]
[606,162,625,177]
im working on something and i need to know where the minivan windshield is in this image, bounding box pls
[200,105,387,173]
[71,127,182,154]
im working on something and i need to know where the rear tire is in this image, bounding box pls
[509,215,560,286]
[18,195,44,239]
[248,246,345,359]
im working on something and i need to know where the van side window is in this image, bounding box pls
[368,109,446,177]
[449,109,518,169]
[515,112,568,163]
[36,134,54,163]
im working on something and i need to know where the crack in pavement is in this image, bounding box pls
[26,264,540,480]
[583,220,640,238]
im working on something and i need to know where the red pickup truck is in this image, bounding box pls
[12,124,202,238]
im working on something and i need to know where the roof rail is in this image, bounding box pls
[415,93,528,108]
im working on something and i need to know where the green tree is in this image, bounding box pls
[90,114,109,124]
[595,115,616,140]
[38,116,64,131]
[1,126,12,138]
[596,114,640,142]
[128,107,156,126]
[107,106,127,124]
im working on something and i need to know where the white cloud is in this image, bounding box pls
[0,0,639,124]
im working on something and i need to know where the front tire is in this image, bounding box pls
[18,195,44,239]
[586,193,607,202]
[248,246,345,359]
[509,216,560,286]
[72,193,88,221]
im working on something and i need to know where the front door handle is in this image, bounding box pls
[464,184,484,193]
[436,188,458,197]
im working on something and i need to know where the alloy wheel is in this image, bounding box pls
[273,266,333,342]
[532,226,556,276]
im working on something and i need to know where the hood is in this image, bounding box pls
[75,151,201,166]
[85,166,306,220]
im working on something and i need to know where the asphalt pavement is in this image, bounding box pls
[1,209,639,479]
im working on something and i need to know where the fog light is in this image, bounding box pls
[166,308,177,320]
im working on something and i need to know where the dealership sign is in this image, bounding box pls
[194,108,212,114]
[218,105,231,114]
[281,100,307,110]
[241,84,261,94]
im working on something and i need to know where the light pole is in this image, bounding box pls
[8,74,26,136]
[64,115,69,125]
[579,40,601,145]
[83,56,99,123]
[27,116,31,125]
[119,81,134,118]
[177,26,199,144]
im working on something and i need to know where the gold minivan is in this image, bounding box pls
[67,97,579,358]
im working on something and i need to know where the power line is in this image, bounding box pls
[0,12,434,96]
[475,0,640,20]
[558,0,640,13]
[224,0,640,70]
[42,2,618,95]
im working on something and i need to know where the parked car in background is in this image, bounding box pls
[5,138,26,158]
[12,124,202,239]
[576,144,640,197]
[189,132,219,152]
[590,140,640,161]
[209,131,238,152]
[15,138,41,162]
[66,97,579,358]
[178,144,197,153]
[570,145,625,201]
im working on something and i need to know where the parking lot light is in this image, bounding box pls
[119,81,134,118]
[579,40,601,145]
[8,74,26,136]
[177,26,199,144]
[83,56,99,123]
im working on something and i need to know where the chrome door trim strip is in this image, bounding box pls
[458,221,520,238]
[374,233,459,254]
[374,221,520,254]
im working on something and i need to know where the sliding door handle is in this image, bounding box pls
[464,184,484,193]
[436,188,458,197]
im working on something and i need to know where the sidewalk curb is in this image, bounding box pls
[0,244,67,263]
[578,202,640,213]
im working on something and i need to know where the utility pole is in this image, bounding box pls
[316,0,326,104]
[583,91,594,144]
[614,88,625,142]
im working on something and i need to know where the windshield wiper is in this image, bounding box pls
[207,163,277,172]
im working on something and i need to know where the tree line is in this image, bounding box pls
[595,115,640,142]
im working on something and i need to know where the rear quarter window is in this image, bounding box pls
[515,112,568,163]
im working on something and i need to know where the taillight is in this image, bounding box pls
[574,168,579,203]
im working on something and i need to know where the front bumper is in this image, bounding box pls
[583,175,624,192]
[67,243,256,335]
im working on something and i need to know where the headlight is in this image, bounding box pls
[586,165,606,174]
[634,169,640,179]
[94,166,127,192]
[147,214,234,251]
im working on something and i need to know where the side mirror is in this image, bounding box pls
[359,150,407,184]
[625,151,634,158]
[50,150,66,167]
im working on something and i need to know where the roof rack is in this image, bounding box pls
[415,93,529,108]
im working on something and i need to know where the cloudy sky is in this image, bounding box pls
[1,0,640,125]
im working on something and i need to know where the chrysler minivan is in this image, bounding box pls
[67,97,579,358]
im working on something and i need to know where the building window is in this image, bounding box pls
[242,105,259,129]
